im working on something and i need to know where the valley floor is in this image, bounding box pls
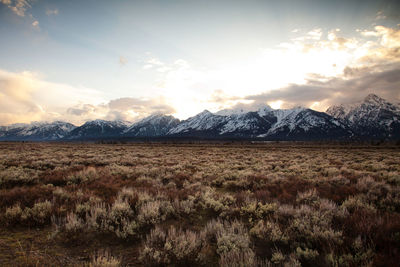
[0,142,399,266]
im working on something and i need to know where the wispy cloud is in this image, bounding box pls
[1,0,41,31]
[375,11,387,20]
[119,56,128,66]
[0,69,105,125]
[45,8,58,16]
[66,97,175,123]
[31,20,39,29]
[0,68,177,125]
[0,0,31,17]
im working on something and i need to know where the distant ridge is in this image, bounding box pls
[0,94,399,141]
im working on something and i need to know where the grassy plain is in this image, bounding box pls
[0,142,399,266]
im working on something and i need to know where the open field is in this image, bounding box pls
[0,142,399,266]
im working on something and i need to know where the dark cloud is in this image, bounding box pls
[65,97,176,124]
[245,62,400,110]
[67,104,97,116]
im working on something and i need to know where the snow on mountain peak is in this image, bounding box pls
[364,93,385,105]
[198,110,212,117]
[326,94,400,138]
[0,94,398,140]
[217,104,273,116]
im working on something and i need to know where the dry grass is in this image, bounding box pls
[0,142,399,266]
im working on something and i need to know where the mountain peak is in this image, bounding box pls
[87,119,108,124]
[217,103,273,116]
[197,110,213,117]
[364,93,385,104]
[327,94,400,139]
[257,105,274,116]
[124,114,179,137]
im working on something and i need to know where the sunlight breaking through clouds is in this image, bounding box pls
[0,0,399,124]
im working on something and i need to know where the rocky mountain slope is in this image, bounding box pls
[124,114,180,137]
[65,120,128,140]
[326,94,400,139]
[0,121,76,141]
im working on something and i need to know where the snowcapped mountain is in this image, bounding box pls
[261,108,352,140]
[216,103,272,116]
[0,121,76,141]
[168,105,351,140]
[124,114,180,137]
[218,111,276,136]
[65,119,128,140]
[326,94,400,139]
[0,94,398,141]
[168,110,227,136]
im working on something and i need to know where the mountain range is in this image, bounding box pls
[0,94,399,141]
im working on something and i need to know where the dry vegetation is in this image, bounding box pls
[0,142,399,266]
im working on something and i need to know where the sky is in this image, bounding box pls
[0,0,400,125]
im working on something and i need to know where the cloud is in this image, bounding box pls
[67,104,98,116]
[0,68,177,125]
[0,70,46,124]
[119,56,127,66]
[45,8,58,16]
[375,11,387,20]
[0,69,106,125]
[292,28,323,41]
[1,0,41,32]
[207,25,400,112]
[31,20,39,29]
[66,97,175,123]
[245,62,400,110]
[2,24,400,124]
[142,57,191,73]
[107,97,175,118]
[361,26,400,48]
[139,25,400,118]
[307,28,323,40]
[0,0,31,17]
[147,58,164,66]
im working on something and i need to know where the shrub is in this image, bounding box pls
[137,200,174,226]
[219,250,257,267]
[7,200,53,226]
[240,200,277,223]
[271,250,285,264]
[250,220,288,243]
[0,167,37,188]
[86,202,109,230]
[140,226,203,266]
[295,246,319,260]
[30,200,53,225]
[204,219,252,256]
[4,203,23,225]
[173,197,197,215]
[288,204,343,251]
[52,187,71,201]
[90,250,120,267]
[65,212,85,233]
[66,167,98,185]
[296,188,320,206]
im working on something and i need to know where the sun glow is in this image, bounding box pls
[157,37,359,118]
[269,100,283,109]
